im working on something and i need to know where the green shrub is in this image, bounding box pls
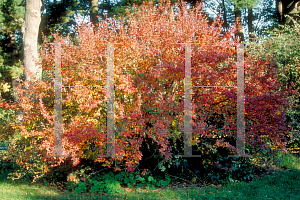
[65,168,172,194]
[246,21,300,147]
[74,181,87,194]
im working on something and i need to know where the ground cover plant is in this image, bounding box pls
[0,0,299,197]
[0,151,300,199]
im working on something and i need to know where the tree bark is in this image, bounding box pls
[234,9,244,42]
[16,0,42,123]
[90,0,98,30]
[248,7,254,41]
[222,0,229,30]
[277,0,284,24]
[277,0,300,26]
[23,0,42,82]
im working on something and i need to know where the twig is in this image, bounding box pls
[14,172,29,180]
[186,167,208,187]
[162,171,197,187]
[153,159,165,172]
[86,167,110,179]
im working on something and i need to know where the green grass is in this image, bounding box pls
[0,152,300,199]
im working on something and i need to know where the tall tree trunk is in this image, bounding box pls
[222,0,229,30]
[90,0,98,30]
[234,9,244,42]
[23,0,42,82]
[277,0,284,25]
[16,0,42,123]
[248,7,254,41]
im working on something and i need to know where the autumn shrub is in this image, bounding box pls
[2,0,294,183]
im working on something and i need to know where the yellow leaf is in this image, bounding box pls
[0,83,10,92]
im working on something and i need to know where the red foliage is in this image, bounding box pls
[3,0,294,178]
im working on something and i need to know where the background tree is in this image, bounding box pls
[38,0,80,44]
[90,0,99,29]
[204,0,264,41]
[248,0,278,40]
[101,0,285,41]
[0,0,24,150]
[0,0,24,102]
[277,0,300,26]
[97,0,214,26]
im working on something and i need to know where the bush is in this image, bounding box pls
[65,169,171,194]
[1,0,293,183]
[0,153,19,181]
[246,19,300,147]
[43,157,74,184]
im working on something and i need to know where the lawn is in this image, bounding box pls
[0,152,299,200]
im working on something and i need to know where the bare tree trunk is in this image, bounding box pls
[277,0,284,25]
[90,0,98,30]
[248,7,254,41]
[234,9,244,42]
[222,0,229,30]
[23,0,42,82]
[15,0,42,123]
[277,0,300,26]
